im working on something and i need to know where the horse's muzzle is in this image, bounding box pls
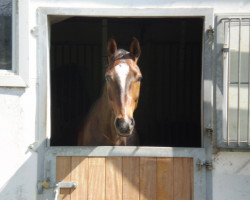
[115,117,134,136]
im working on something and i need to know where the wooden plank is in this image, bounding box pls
[122,157,140,200]
[71,157,88,200]
[56,156,71,200]
[190,158,194,200]
[173,158,193,200]
[140,157,157,200]
[55,156,194,200]
[88,157,105,200]
[156,158,174,200]
[106,157,122,200]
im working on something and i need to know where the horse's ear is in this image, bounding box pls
[129,37,141,62]
[107,38,117,62]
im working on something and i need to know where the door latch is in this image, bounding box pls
[54,181,77,200]
[37,179,50,194]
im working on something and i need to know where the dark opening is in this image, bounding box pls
[50,17,203,147]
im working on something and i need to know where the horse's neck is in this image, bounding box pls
[98,87,114,127]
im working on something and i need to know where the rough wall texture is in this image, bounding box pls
[213,152,250,200]
[0,86,37,200]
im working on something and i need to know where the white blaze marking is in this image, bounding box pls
[114,63,130,118]
[115,63,129,92]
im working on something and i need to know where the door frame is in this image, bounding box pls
[36,7,214,200]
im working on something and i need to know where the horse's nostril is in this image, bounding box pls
[115,118,130,134]
[115,118,123,129]
[130,118,135,126]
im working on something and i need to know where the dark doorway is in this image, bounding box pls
[50,17,203,147]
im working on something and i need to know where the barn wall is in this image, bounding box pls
[213,152,250,200]
[0,1,38,200]
[0,0,250,200]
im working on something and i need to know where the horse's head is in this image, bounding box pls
[105,38,142,137]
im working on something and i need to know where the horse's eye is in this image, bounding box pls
[137,76,142,82]
[105,75,112,82]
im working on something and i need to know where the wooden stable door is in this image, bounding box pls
[56,157,194,200]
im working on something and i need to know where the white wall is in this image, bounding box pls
[30,0,250,13]
[0,0,249,199]
[213,152,250,200]
[0,1,37,200]
[0,87,37,200]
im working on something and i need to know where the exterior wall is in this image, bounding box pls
[0,0,249,199]
[213,152,250,200]
[0,0,38,199]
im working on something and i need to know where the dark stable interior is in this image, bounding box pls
[50,17,203,147]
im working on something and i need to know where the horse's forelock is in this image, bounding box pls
[111,49,130,62]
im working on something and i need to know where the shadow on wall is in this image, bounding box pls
[0,87,25,96]
[0,87,36,200]
[0,153,37,200]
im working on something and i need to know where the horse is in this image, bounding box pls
[77,38,142,146]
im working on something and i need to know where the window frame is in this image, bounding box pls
[36,7,214,147]
[0,0,27,87]
[215,14,250,150]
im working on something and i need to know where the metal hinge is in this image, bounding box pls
[206,26,214,39]
[206,126,214,136]
[196,159,213,170]
[222,44,230,53]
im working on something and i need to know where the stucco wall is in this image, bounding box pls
[213,152,250,200]
[30,0,250,13]
[0,87,37,200]
[0,0,37,199]
[0,0,250,199]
